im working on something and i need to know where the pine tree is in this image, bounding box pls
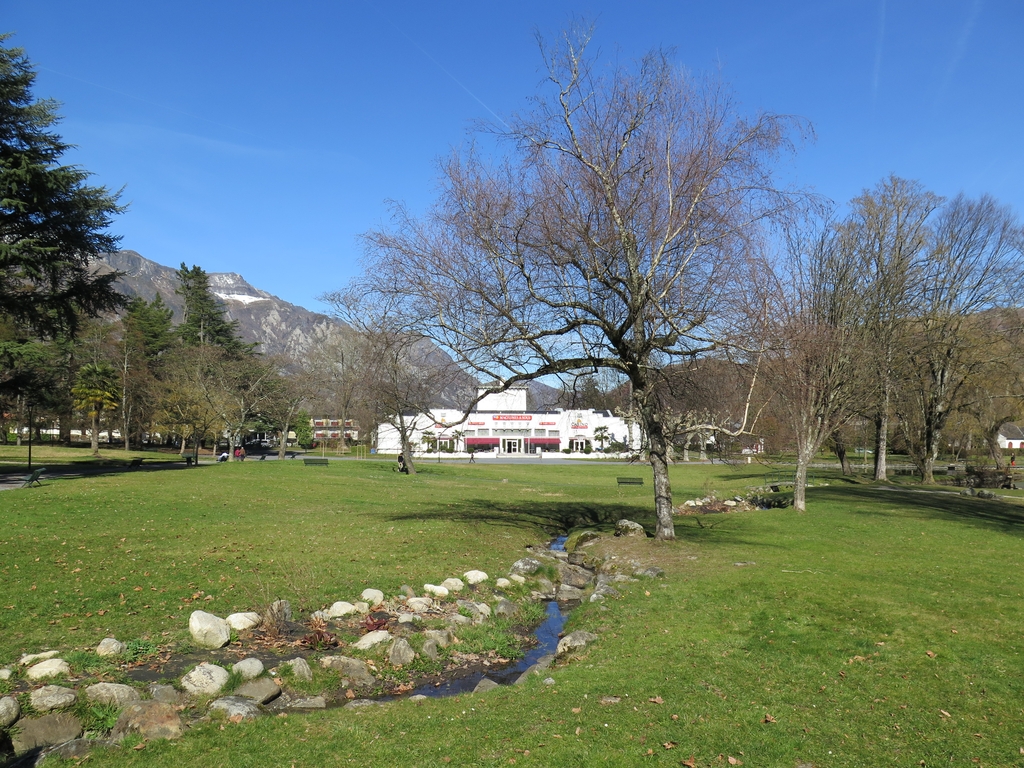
[174,264,252,354]
[0,34,125,338]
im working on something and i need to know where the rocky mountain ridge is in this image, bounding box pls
[95,251,559,410]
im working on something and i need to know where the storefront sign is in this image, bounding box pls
[493,415,532,421]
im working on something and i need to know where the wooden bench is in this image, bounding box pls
[617,476,644,487]
[303,458,329,466]
[128,458,144,469]
[21,468,46,487]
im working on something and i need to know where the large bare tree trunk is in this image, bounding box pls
[873,407,889,480]
[90,413,100,456]
[636,397,675,540]
[793,447,811,512]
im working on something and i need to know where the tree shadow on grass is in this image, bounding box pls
[813,483,1024,536]
[387,498,781,551]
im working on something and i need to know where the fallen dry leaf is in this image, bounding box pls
[940,710,952,718]
[681,757,696,768]
[763,713,777,723]
[228,714,244,724]
[649,696,664,704]
[926,650,937,658]
[663,741,677,749]
[575,727,582,736]
[671,714,679,721]
[572,707,581,714]
[133,744,146,751]
[646,748,654,755]
[728,757,743,766]
[345,689,355,699]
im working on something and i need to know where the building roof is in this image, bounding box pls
[999,423,1024,440]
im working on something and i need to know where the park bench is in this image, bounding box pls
[616,476,644,487]
[128,458,144,469]
[21,467,46,487]
[259,454,267,461]
[303,458,329,467]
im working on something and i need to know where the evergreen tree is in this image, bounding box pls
[0,34,125,338]
[174,264,251,354]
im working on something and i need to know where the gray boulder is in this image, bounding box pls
[282,657,312,682]
[352,630,391,650]
[289,696,327,709]
[181,662,229,695]
[30,685,77,713]
[557,562,594,588]
[0,696,20,728]
[424,629,454,648]
[325,601,356,618]
[210,696,261,721]
[226,612,261,631]
[84,683,141,707]
[266,599,292,624]
[95,637,126,657]
[473,677,499,693]
[421,638,439,661]
[232,657,265,680]
[25,659,70,681]
[564,529,601,552]
[493,598,518,618]
[188,610,231,649]
[509,558,543,576]
[111,701,182,741]
[234,677,281,704]
[19,651,59,666]
[148,684,180,705]
[556,630,599,656]
[389,638,416,667]
[615,519,647,537]
[360,588,385,605]
[557,584,585,601]
[319,656,376,687]
[11,714,82,755]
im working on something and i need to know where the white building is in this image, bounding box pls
[376,385,640,455]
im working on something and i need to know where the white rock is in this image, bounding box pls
[440,578,464,593]
[30,685,77,712]
[0,696,20,728]
[495,578,511,589]
[310,610,328,621]
[19,650,59,666]
[181,662,230,695]
[510,574,526,585]
[474,602,492,617]
[556,630,599,656]
[389,638,416,666]
[423,584,449,598]
[189,610,231,649]
[352,630,392,650]
[325,601,356,618]
[463,570,489,585]
[353,601,370,614]
[232,658,265,680]
[0,668,13,680]
[360,588,385,605]
[397,613,421,625]
[84,683,141,707]
[95,638,126,657]
[209,696,261,720]
[26,659,70,680]
[226,612,261,631]
[406,597,432,612]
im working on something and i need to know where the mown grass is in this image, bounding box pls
[2,455,1024,766]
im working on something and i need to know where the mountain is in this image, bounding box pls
[97,250,337,359]
[95,251,560,409]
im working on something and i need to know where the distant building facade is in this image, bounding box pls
[375,385,640,455]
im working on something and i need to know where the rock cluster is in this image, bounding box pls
[1,525,664,764]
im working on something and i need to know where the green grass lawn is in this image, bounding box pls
[2,456,1024,766]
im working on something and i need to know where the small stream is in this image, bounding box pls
[408,600,568,698]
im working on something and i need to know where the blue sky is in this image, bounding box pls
[7,1,1022,312]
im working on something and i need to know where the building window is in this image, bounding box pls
[463,430,475,437]
[534,429,546,436]
[478,429,489,436]
[548,430,560,437]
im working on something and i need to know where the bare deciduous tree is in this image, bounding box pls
[768,217,866,511]
[335,29,805,538]
[895,194,1024,483]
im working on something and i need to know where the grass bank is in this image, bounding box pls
[2,457,1023,766]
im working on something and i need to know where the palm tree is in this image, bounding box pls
[72,362,119,456]
[593,426,610,451]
